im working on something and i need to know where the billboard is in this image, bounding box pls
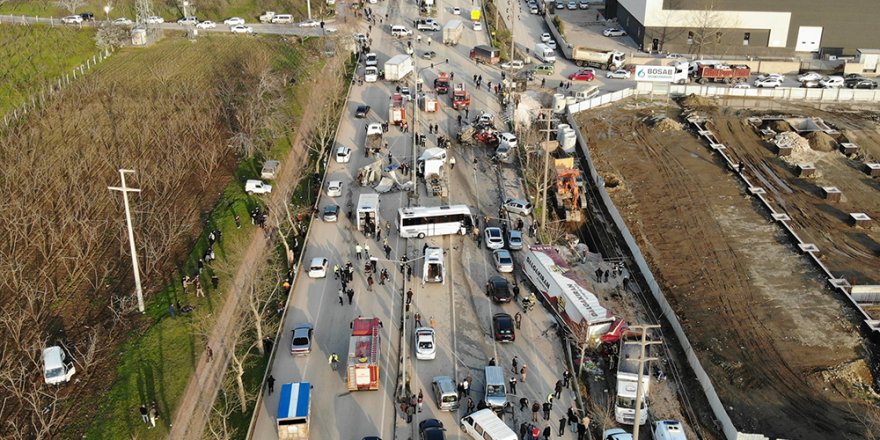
[634,65,676,83]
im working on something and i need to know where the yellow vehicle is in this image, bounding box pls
[470,9,481,21]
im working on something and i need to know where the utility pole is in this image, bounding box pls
[535,109,557,233]
[109,169,145,313]
[306,0,312,20]
[626,324,661,439]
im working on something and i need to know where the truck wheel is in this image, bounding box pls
[576,61,584,67]
[246,191,253,195]
[418,233,426,239]
[723,78,732,84]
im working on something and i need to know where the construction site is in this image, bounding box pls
[573,97,880,439]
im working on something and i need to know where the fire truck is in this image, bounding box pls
[389,93,406,125]
[347,317,381,391]
[452,83,470,110]
[434,72,450,94]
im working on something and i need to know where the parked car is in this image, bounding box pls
[492,313,515,342]
[533,64,555,75]
[322,204,339,222]
[79,12,94,21]
[541,32,552,43]
[569,69,596,81]
[422,50,437,60]
[603,27,627,37]
[473,21,482,31]
[177,16,198,25]
[355,104,371,118]
[579,0,589,9]
[43,346,76,385]
[546,39,557,49]
[800,79,821,88]
[299,19,321,27]
[485,227,504,249]
[731,83,751,89]
[754,77,782,88]
[819,76,844,88]
[757,73,785,82]
[289,323,314,355]
[486,276,511,303]
[606,69,631,79]
[501,60,524,70]
[112,17,133,25]
[503,198,533,215]
[353,33,368,44]
[400,87,412,101]
[555,1,565,9]
[431,376,460,411]
[145,15,165,24]
[846,77,878,89]
[419,419,446,440]
[223,17,245,26]
[498,132,517,149]
[230,24,254,34]
[567,1,577,10]
[365,52,378,66]
[196,20,216,29]
[507,229,523,250]
[326,180,343,197]
[415,327,437,360]
[452,7,461,15]
[603,428,633,440]
[245,179,272,194]
[797,71,822,82]
[493,249,514,273]
[335,146,352,163]
[307,257,328,278]
[529,2,539,14]
[62,15,84,24]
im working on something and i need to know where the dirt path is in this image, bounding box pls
[168,75,325,440]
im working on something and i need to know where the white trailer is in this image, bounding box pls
[422,247,445,284]
[356,192,380,232]
[442,20,464,45]
[384,54,414,81]
[615,336,651,426]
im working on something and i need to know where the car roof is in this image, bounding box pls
[309,257,326,265]
[489,275,508,286]
[486,227,502,235]
[508,229,522,238]
[494,312,512,321]
[293,323,313,334]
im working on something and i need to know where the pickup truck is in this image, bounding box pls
[415,18,439,31]
[245,179,273,194]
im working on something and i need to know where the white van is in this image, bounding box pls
[271,14,293,23]
[534,43,556,63]
[460,409,517,440]
[391,25,413,37]
[43,346,76,385]
[654,420,688,440]
[574,85,600,102]
[483,366,507,408]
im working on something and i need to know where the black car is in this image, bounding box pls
[846,78,878,89]
[419,418,445,440]
[422,50,437,60]
[493,313,515,342]
[322,204,339,222]
[486,275,511,303]
[355,105,371,118]
[80,12,95,21]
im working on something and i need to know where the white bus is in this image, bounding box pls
[397,205,473,238]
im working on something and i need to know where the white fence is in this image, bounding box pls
[566,87,635,113]
[642,81,880,103]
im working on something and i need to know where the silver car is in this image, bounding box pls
[493,249,514,273]
[503,198,533,216]
[289,323,314,355]
[507,230,523,250]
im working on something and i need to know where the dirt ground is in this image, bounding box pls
[575,102,880,439]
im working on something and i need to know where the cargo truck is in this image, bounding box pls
[347,317,381,391]
[384,54,414,81]
[570,46,625,70]
[614,334,651,426]
[420,91,439,112]
[389,94,406,125]
[422,246,446,284]
[443,19,464,45]
[364,123,383,155]
[277,382,311,439]
[434,72,451,94]
[356,192,380,232]
[452,83,471,109]
[691,62,750,84]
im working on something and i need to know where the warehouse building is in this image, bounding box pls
[604,0,879,59]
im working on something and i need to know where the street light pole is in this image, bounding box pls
[108,169,145,313]
[307,0,313,20]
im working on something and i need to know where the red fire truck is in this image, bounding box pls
[389,93,406,125]
[452,83,471,110]
[347,317,381,391]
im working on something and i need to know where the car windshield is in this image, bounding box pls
[487,385,505,396]
[499,256,512,264]
[46,366,64,378]
[419,341,433,349]
[293,336,309,346]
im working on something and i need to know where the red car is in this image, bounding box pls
[568,69,596,81]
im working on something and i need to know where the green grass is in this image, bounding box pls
[82,38,322,440]
[0,24,97,116]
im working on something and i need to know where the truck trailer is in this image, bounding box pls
[347,317,381,391]
[614,334,652,426]
[692,62,750,84]
[570,46,625,70]
[384,54,414,81]
[277,382,311,439]
[443,19,464,45]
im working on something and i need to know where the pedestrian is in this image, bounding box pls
[547,393,554,405]
[384,244,392,259]
[415,312,422,327]
[139,404,149,424]
[512,355,519,374]
[520,397,529,411]
[195,279,205,297]
[513,283,521,299]
[462,377,470,396]
[563,369,572,388]
[541,77,546,88]
[543,425,552,440]
[197,258,204,274]
[473,73,477,83]
[450,72,455,81]
[376,227,381,242]
[406,288,414,304]
[555,380,563,399]
[168,303,176,318]
[531,402,540,422]
[347,288,355,304]
[520,422,529,439]
[457,114,463,125]
[429,316,436,328]
[406,401,415,423]
[334,264,340,279]
[520,364,528,382]
[206,345,213,361]
[418,389,424,412]
[467,397,475,413]
[514,312,522,329]
[356,243,363,260]
[367,275,374,291]
[234,215,241,229]
[450,156,456,169]
[488,357,496,366]
[267,374,276,394]
[465,108,469,118]
[577,421,588,440]
[148,406,157,428]
[604,269,610,282]
[532,426,541,440]
[509,376,518,394]
[568,407,578,431]
[542,402,551,420]
[478,75,482,83]
[211,275,219,289]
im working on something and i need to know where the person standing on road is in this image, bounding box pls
[333,264,340,279]
[148,406,158,428]
[347,288,355,304]
[139,405,149,425]
[567,407,578,431]
[509,376,517,394]
[363,243,370,259]
[406,288,414,305]
[514,312,522,329]
[418,389,424,412]
[520,364,528,382]
[531,401,540,422]
[543,425,552,440]
[355,243,363,260]
[449,156,456,169]
[415,312,422,327]
[511,355,519,374]
[554,380,563,399]
[519,396,529,411]
[467,397,476,413]
[367,275,374,291]
[205,345,213,361]
[267,374,276,395]
[542,402,551,420]
[338,289,344,306]
[563,369,572,388]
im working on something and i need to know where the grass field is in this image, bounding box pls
[0,24,97,115]
[0,0,333,22]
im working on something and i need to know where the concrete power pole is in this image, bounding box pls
[109,169,145,313]
[535,109,557,234]
[626,324,661,439]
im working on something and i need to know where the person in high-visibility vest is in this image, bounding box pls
[329,353,339,370]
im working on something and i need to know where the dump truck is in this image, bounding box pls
[420,91,439,112]
[443,19,464,45]
[434,72,451,94]
[615,333,652,425]
[692,62,750,84]
[277,382,311,439]
[452,83,470,110]
[570,46,625,70]
[389,93,406,125]
[384,54,413,81]
[347,317,381,391]
[553,156,588,223]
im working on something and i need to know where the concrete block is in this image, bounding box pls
[772,143,792,156]
[821,186,842,202]
[849,212,871,227]
[864,163,880,177]
[796,164,816,177]
[839,142,859,155]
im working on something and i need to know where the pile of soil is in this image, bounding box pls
[805,131,837,152]
[648,116,683,132]
[768,120,793,132]
[775,131,810,151]
[679,93,715,109]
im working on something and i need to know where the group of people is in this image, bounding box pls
[138,400,161,429]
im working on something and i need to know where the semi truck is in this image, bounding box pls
[691,62,750,84]
[614,334,651,426]
[347,317,381,391]
[452,83,471,110]
[570,46,625,70]
[389,93,406,125]
[443,19,464,45]
[434,72,451,94]
[384,54,414,81]
[277,382,311,439]
[356,192,380,232]
[422,247,446,284]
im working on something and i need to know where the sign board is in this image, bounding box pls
[634,65,675,83]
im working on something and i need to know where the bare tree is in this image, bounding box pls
[55,0,85,14]
[687,1,739,58]
[205,379,241,440]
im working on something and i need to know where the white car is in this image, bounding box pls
[299,19,321,27]
[415,327,436,360]
[484,227,504,249]
[326,180,343,197]
[501,60,524,70]
[43,346,76,385]
[177,16,198,25]
[604,428,633,440]
[245,179,272,194]
[797,72,822,82]
[758,73,785,82]
[732,83,751,89]
[546,40,557,49]
[493,249,514,273]
[353,33,367,44]
[541,32,552,43]
[452,7,461,14]
[567,1,577,9]
[602,27,627,37]
[335,147,352,163]
[230,25,254,34]
[307,257,328,278]
[62,15,83,24]
[196,20,216,29]
[365,52,378,66]
[145,16,165,24]
[819,76,844,88]
[224,17,245,26]
[503,198,532,215]
[112,17,133,26]
[324,27,337,33]
[400,87,412,101]
[498,132,517,149]
[606,69,631,79]
[754,77,782,88]
[529,2,540,14]
[473,21,482,31]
